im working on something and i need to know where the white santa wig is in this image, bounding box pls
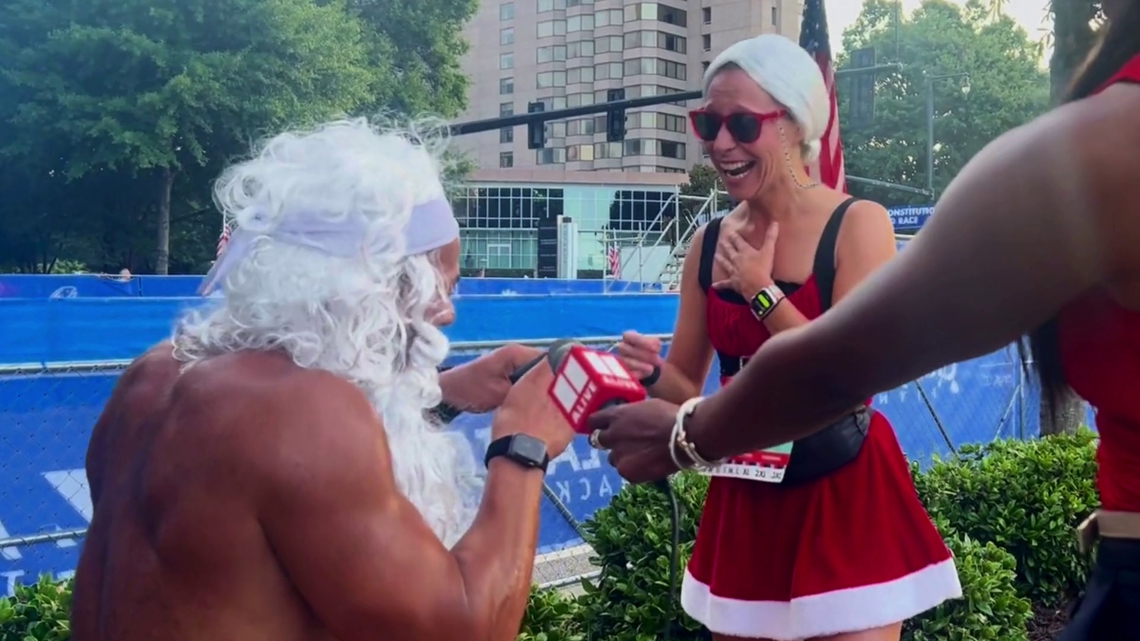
[173,117,479,546]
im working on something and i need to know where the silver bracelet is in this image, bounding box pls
[673,397,722,469]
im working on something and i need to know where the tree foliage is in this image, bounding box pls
[1047,0,1102,102]
[0,0,476,274]
[837,0,1049,206]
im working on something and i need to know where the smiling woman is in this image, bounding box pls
[609,34,961,641]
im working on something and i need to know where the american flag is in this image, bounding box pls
[607,242,621,279]
[800,0,847,193]
[216,221,231,258]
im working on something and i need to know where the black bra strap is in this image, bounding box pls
[812,198,857,314]
[697,217,722,293]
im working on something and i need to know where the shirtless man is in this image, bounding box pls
[71,119,575,641]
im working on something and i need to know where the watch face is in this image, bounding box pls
[509,434,548,465]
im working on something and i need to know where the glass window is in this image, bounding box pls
[702,34,710,51]
[544,121,567,138]
[657,4,686,26]
[536,147,567,164]
[567,144,596,161]
[595,35,622,53]
[771,6,778,26]
[567,14,594,32]
[567,118,596,136]
[500,52,514,70]
[595,61,622,79]
[500,152,514,167]
[501,28,515,45]
[552,96,568,109]
[568,40,595,58]
[499,77,514,94]
[593,141,622,158]
[500,2,515,20]
[663,33,686,53]
[624,58,685,80]
[537,45,568,62]
[538,0,566,10]
[500,127,513,144]
[702,6,711,24]
[594,8,622,26]
[536,71,567,88]
[660,140,685,159]
[568,66,595,83]
[500,102,514,116]
[537,20,566,37]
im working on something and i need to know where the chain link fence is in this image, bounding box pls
[0,336,1048,595]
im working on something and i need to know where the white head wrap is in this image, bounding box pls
[703,34,830,161]
[199,175,459,296]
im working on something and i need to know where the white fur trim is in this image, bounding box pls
[681,557,963,640]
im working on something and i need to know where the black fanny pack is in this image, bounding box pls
[719,356,871,485]
[781,407,871,485]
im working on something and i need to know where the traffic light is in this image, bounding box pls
[527,101,546,150]
[606,88,626,142]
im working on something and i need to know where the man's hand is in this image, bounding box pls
[439,344,545,414]
[492,361,576,460]
[588,399,682,484]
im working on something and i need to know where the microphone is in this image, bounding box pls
[544,342,648,433]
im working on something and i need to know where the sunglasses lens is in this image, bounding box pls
[692,112,721,141]
[726,114,762,144]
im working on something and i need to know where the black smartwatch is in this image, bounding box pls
[484,434,550,473]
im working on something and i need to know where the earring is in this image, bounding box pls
[777,123,820,191]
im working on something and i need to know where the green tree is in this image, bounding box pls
[837,0,1049,205]
[1047,0,1102,102]
[348,0,480,118]
[0,0,376,273]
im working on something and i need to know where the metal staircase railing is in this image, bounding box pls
[654,190,726,290]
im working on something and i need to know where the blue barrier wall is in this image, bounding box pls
[0,275,659,299]
[0,340,1039,593]
[0,295,681,363]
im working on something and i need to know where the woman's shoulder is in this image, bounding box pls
[810,192,895,253]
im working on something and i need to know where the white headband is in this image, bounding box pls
[199,198,459,295]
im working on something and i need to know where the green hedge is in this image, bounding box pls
[0,575,72,640]
[553,431,1096,640]
[0,433,1098,641]
[913,430,1099,605]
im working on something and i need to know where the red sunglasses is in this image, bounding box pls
[688,109,787,144]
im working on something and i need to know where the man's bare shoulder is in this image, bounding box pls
[173,350,388,485]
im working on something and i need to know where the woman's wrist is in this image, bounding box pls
[744,278,775,301]
[639,364,662,387]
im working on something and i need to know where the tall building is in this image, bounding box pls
[456,0,805,173]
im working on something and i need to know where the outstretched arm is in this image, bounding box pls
[257,370,553,641]
[688,84,1140,459]
[645,225,717,404]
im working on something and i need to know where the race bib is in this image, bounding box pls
[705,442,794,483]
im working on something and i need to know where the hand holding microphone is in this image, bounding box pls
[437,345,547,418]
[543,340,648,449]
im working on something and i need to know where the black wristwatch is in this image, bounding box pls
[484,434,550,473]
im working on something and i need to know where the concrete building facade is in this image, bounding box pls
[456,0,805,173]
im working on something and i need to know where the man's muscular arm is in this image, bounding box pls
[256,370,543,641]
